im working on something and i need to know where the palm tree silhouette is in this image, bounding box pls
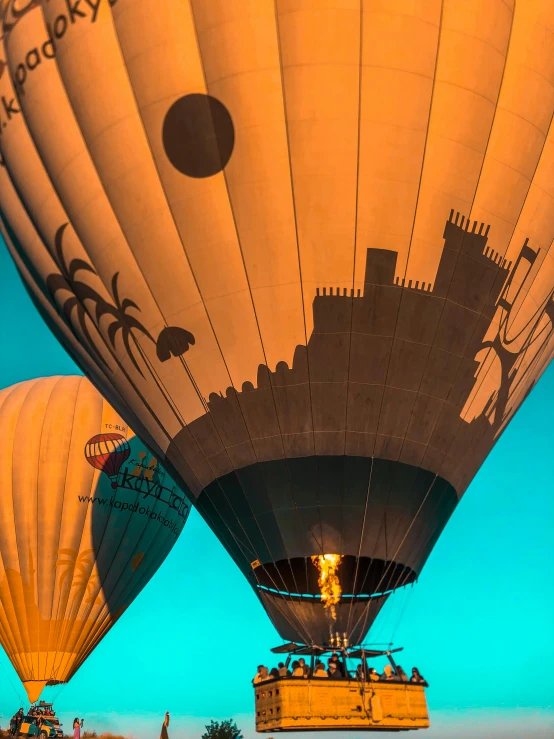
[46,223,195,375]
[56,548,95,618]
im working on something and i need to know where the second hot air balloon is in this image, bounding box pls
[0,376,190,704]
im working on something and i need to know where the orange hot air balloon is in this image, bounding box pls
[1,0,554,648]
[0,376,190,703]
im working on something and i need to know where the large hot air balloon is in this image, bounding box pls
[1,0,554,651]
[0,376,190,703]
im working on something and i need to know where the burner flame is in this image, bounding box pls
[311,553,343,622]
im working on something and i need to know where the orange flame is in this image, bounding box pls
[311,553,343,621]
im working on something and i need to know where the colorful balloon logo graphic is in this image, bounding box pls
[84,433,131,488]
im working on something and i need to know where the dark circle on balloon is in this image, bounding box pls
[162,93,235,178]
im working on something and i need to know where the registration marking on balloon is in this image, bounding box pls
[83,435,189,538]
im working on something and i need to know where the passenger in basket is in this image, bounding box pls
[380,664,396,681]
[298,657,310,678]
[253,665,264,683]
[396,665,409,682]
[278,661,291,677]
[269,667,280,679]
[369,667,380,681]
[253,665,270,683]
[291,660,304,677]
[329,652,345,676]
[313,661,328,677]
[327,662,341,679]
[410,667,427,685]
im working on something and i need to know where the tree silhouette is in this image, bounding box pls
[46,223,195,376]
[201,719,242,739]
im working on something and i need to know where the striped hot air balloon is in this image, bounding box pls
[0,376,190,703]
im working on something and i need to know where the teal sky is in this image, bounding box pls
[0,239,553,739]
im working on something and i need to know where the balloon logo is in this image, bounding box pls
[84,433,131,488]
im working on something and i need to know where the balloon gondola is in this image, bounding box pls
[1,0,554,729]
[255,643,429,733]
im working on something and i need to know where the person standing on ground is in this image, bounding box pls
[160,712,170,739]
[16,708,24,733]
[73,717,83,739]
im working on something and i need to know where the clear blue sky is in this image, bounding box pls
[0,240,553,739]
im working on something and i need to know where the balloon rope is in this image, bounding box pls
[381,476,454,647]
[349,474,439,639]
[371,588,399,647]
[340,0,367,638]
[344,456,374,638]
[357,477,452,643]
[390,587,412,645]
[346,457,409,638]
[0,654,24,705]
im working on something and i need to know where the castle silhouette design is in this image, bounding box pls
[179,208,545,500]
[163,209,554,639]
[33,204,553,642]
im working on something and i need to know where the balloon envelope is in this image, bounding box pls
[1,0,554,645]
[0,376,190,703]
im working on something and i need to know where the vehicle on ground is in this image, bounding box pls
[29,704,63,739]
[15,717,56,739]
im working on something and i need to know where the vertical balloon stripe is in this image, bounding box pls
[355,1,441,285]
[185,0,306,370]
[470,0,554,255]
